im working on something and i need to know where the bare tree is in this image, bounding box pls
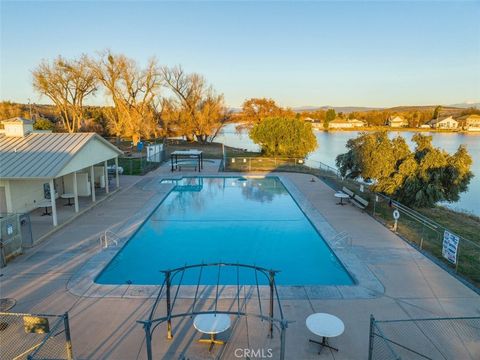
[32,55,97,132]
[161,65,228,142]
[92,51,162,144]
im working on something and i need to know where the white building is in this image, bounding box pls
[456,114,480,131]
[427,116,458,129]
[0,118,123,227]
[328,118,365,129]
[328,118,353,129]
[387,116,408,128]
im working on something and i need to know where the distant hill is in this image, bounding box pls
[293,106,382,113]
[448,102,480,109]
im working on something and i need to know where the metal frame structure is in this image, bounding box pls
[170,150,204,172]
[138,262,290,360]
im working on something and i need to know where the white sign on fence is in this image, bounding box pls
[442,230,460,264]
[146,144,163,162]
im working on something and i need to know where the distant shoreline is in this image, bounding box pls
[313,126,480,134]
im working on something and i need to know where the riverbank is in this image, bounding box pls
[312,125,480,134]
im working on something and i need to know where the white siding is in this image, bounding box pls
[7,179,51,213]
[57,139,119,177]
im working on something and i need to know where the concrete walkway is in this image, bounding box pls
[0,163,478,360]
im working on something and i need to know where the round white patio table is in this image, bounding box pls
[36,199,52,216]
[193,313,231,352]
[334,192,350,205]
[61,193,75,206]
[306,313,345,354]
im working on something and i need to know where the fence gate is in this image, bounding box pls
[368,315,480,360]
[0,213,22,267]
[0,311,73,360]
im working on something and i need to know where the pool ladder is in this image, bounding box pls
[331,231,352,249]
[100,230,120,249]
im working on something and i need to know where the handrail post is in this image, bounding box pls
[269,270,274,338]
[166,271,173,339]
[63,312,74,360]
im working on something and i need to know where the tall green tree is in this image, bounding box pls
[433,105,442,119]
[324,108,336,129]
[250,117,317,157]
[336,132,473,207]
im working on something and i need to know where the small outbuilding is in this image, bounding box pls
[0,117,123,227]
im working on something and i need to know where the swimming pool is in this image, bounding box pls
[96,176,353,286]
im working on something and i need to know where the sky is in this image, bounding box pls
[1,0,479,108]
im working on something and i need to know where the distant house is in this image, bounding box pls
[304,117,319,123]
[328,118,352,129]
[427,116,458,129]
[328,118,364,129]
[456,114,480,131]
[348,119,365,127]
[387,116,408,128]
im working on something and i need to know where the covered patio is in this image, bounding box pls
[0,127,123,245]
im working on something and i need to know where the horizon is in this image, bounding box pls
[1,1,479,108]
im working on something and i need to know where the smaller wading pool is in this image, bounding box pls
[96,176,353,286]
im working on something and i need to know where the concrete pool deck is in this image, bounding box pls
[1,161,479,359]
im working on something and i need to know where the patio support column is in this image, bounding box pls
[104,160,109,194]
[115,156,120,188]
[90,166,96,202]
[49,179,58,226]
[73,171,79,213]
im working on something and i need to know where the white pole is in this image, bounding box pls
[115,157,120,188]
[90,166,96,202]
[73,171,79,213]
[104,161,109,193]
[49,179,57,226]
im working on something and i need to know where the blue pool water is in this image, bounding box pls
[96,177,353,286]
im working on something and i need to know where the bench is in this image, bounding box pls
[177,161,198,171]
[341,187,355,198]
[351,194,368,210]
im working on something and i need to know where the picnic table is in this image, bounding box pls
[170,150,203,172]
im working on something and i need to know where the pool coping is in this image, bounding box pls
[67,173,384,300]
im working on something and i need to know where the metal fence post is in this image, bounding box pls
[63,312,74,360]
[249,158,251,172]
[269,271,274,338]
[166,271,173,339]
[420,222,425,250]
[144,322,153,360]
[368,315,375,360]
[280,321,286,360]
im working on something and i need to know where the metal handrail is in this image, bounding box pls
[100,230,120,248]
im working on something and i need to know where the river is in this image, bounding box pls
[216,124,480,216]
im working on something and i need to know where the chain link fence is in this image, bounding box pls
[368,315,480,359]
[223,155,480,289]
[0,312,73,360]
[0,213,22,267]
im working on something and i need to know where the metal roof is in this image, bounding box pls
[0,132,122,179]
[1,117,34,124]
